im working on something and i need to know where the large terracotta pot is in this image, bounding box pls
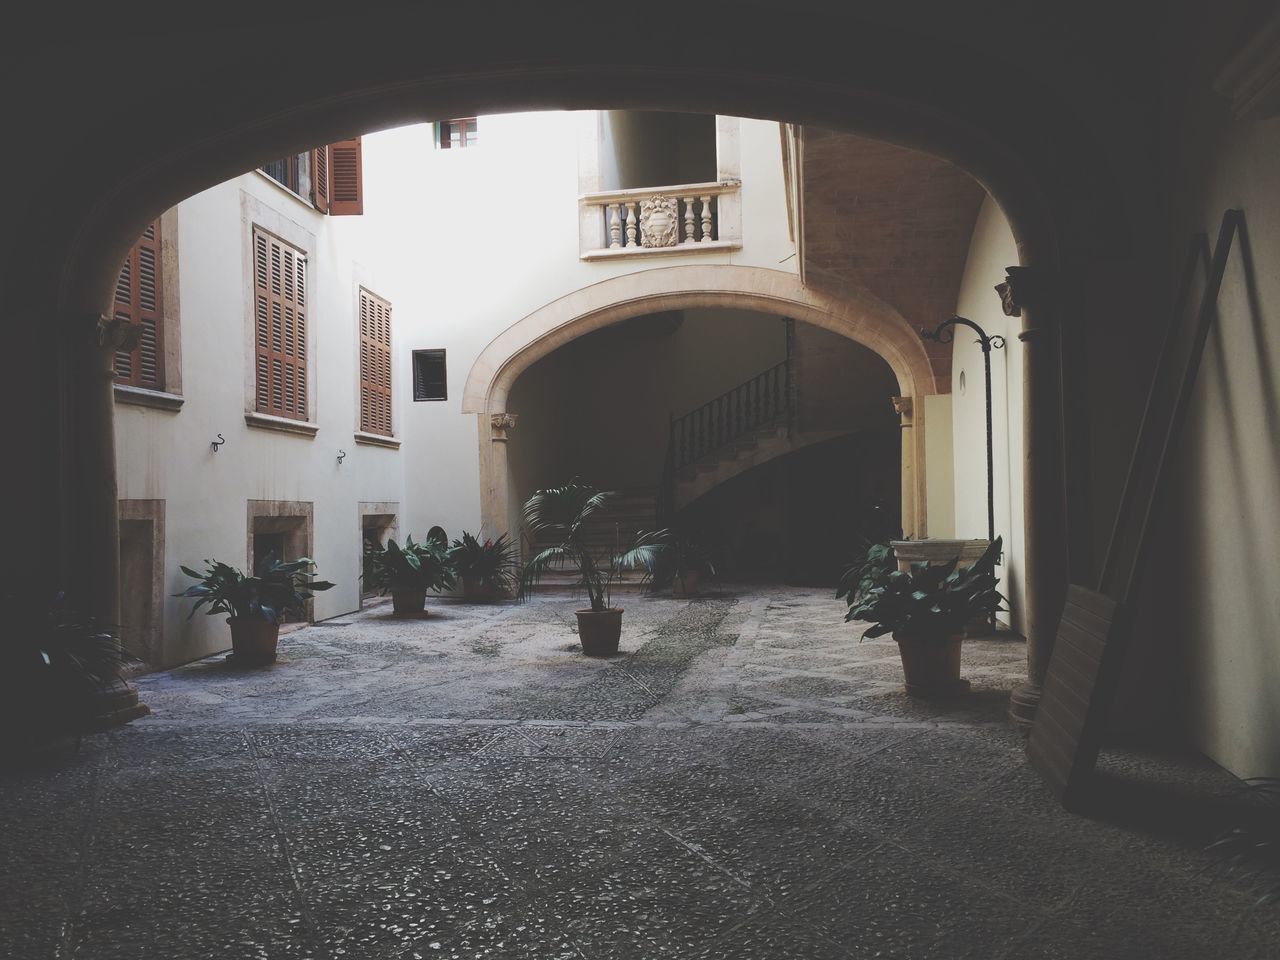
[391,588,427,615]
[576,608,623,656]
[892,631,969,698]
[228,618,281,666]
[671,570,701,598]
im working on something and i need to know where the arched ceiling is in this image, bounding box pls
[800,129,989,392]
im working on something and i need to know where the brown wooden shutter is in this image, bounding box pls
[112,218,164,390]
[310,145,330,213]
[253,227,308,420]
[359,288,393,435]
[328,137,363,216]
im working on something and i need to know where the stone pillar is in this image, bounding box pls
[998,267,1069,731]
[891,396,917,537]
[481,412,519,542]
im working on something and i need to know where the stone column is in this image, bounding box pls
[481,412,519,542]
[891,396,917,537]
[998,268,1069,731]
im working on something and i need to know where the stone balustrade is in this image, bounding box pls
[579,179,742,260]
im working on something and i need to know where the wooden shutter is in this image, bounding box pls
[310,145,329,213]
[328,137,363,216]
[112,218,164,390]
[252,228,308,421]
[358,288,393,435]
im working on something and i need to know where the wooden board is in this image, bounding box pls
[1026,584,1131,810]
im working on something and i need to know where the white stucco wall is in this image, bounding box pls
[115,172,404,666]
[360,112,797,543]
[951,196,1026,635]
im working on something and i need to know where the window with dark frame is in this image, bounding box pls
[436,118,478,149]
[113,218,165,390]
[412,350,447,401]
[359,289,393,435]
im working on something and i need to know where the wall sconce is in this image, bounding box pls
[337,449,347,465]
[210,434,225,453]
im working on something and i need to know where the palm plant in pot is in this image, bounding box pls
[847,537,1004,698]
[450,531,519,602]
[519,481,662,656]
[176,555,334,665]
[634,528,716,597]
[365,535,456,615]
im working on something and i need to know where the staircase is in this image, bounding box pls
[524,487,658,592]
[661,360,795,515]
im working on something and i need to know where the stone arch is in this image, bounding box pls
[464,264,934,542]
[462,265,934,415]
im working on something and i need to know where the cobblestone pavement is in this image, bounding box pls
[2,587,1275,959]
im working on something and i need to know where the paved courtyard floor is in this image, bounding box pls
[2,587,1276,959]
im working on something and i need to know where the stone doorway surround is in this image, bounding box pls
[461,264,938,543]
[246,500,315,622]
[358,501,399,608]
[118,499,165,666]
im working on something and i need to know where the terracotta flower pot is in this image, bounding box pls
[391,588,427,615]
[228,618,281,666]
[576,608,623,656]
[892,631,970,698]
[671,570,701,598]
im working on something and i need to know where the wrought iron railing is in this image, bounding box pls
[669,360,790,472]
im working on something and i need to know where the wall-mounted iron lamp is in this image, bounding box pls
[210,433,225,453]
[337,449,347,465]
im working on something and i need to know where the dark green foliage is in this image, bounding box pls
[836,541,898,609]
[364,535,456,595]
[450,531,519,592]
[1,593,135,744]
[519,480,663,612]
[847,537,1005,640]
[176,555,335,624]
[1208,777,1280,908]
[628,528,716,592]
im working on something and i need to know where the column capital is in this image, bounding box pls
[890,396,913,424]
[490,412,518,441]
[97,313,141,351]
[994,265,1056,318]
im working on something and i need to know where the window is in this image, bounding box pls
[412,350,447,401]
[113,219,165,389]
[436,118,478,149]
[252,228,309,421]
[359,288,393,435]
[259,138,363,215]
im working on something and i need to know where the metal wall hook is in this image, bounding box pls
[210,434,225,453]
[337,449,347,464]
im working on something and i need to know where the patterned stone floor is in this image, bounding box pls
[2,587,1275,959]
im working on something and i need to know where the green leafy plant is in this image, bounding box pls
[1,593,136,744]
[364,536,456,595]
[631,528,716,592]
[836,541,898,610]
[847,537,1005,640]
[450,531,519,593]
[1207,777,1280,908]
[519,480,662,611]
[176,555,335,623]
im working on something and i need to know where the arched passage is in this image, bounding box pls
[462,265,937,542]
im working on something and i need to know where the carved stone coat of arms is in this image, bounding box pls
[639,195,680,248]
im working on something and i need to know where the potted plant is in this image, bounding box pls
[450,531,519,602]
[1,592,143,758]
[519,481,662,656]
[634,528,716,598]
[836,541,898,610]
[365,535,456,615]
[175,555,335,665]
[847,537,1004,697]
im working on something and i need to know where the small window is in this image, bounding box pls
[436,118,478,149]
[412,350,447,401]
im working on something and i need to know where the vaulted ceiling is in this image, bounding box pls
[801,128,989,392]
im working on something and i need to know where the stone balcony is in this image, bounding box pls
[579,179,742,260]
